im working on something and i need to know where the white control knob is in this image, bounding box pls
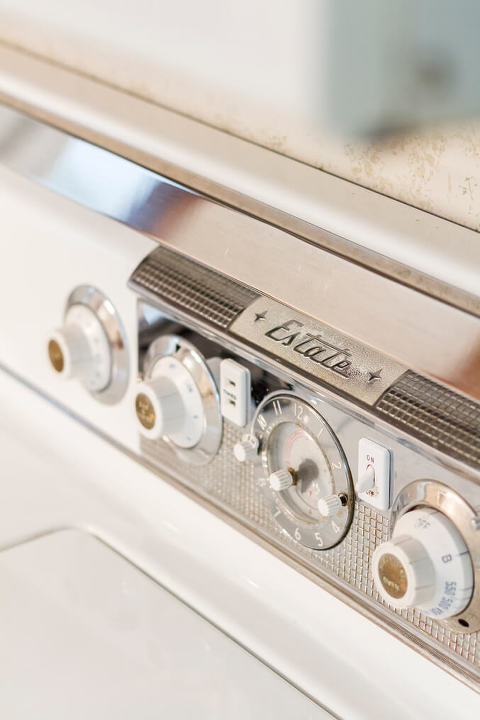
[48,304,111,392]
[372,507,474,619]
[135,355,205,448]
[318,494,342,517]
[269,469,294,491]
[356,465,376,493]
[233,435,259,463]
[135,376,185,439]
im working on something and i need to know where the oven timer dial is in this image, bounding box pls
[235,393,354,550]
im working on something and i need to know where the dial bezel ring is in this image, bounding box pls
[65,285,129,404]
[253,392,353,550]
[142,335,222,465]
[392,480,480,633]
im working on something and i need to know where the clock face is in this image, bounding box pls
[253,394,353,549]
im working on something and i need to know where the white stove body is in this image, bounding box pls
[0,528,328,720]
[0,158,479,719]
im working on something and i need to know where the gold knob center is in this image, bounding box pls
[48,339,64,373]
[377,553,408,599]
[135,393,156,430]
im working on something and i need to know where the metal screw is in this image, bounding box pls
[471,516,480,531]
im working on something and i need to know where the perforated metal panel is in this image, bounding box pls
[130,245,258,328]
[141,421,480,685]
[375,371,480,470]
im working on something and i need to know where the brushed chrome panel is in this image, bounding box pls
[0,40,479,319]
[1,102,480,403]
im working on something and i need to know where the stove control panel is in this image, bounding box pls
[131,291,480,641]
[117,232,480,691]
[39,251,480,687]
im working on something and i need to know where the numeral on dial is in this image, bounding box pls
[294,403,304,420]
[273,399,283,416]
[257,414,267,430]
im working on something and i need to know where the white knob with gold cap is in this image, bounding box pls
[372,507,473,619]
[135,355,205,449]
[135,376,185,440]
[48,304,111,392]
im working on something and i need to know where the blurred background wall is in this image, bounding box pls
[0,0,479,231]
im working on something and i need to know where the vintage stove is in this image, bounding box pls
[0,42,480,719]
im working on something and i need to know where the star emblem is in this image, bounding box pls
[254,311,267,323]
[368,369,383,382]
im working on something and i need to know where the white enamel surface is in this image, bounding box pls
[0,529,328,719]
[0,168,155,452]
[1,372,480,719]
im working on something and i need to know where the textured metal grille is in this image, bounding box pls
[141,422,480,682]
[130,245,258,328]
[375,371,480,469]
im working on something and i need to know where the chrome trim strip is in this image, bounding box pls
[1,102,480,402]
[0,42,479,316]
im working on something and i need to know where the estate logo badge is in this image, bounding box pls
[264,319,352,378]
[229,298,406,405]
